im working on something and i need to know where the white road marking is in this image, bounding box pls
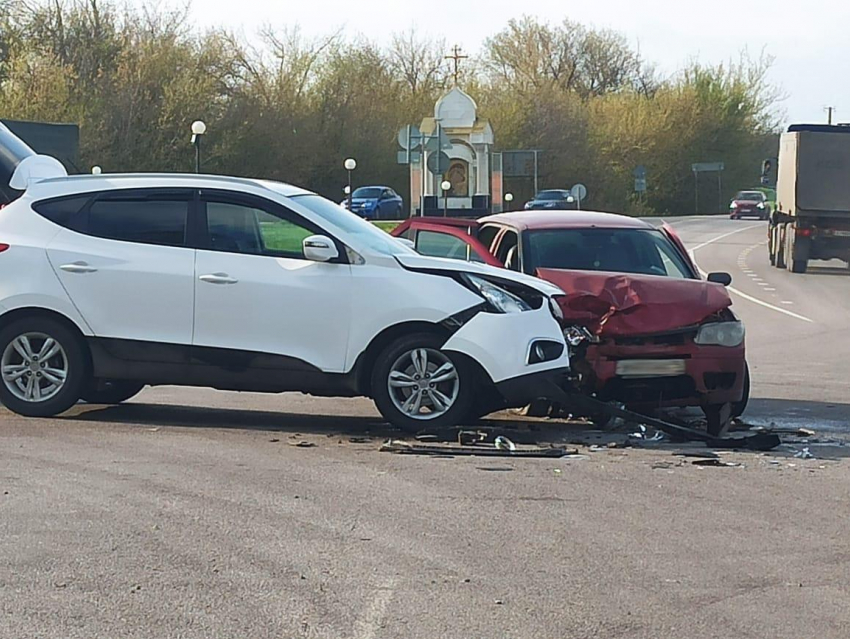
[782,301,794,305]
[765,287,776,292]
[690,224,761,251]
[688,226,814,323]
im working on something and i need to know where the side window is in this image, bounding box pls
[205,200,315,259]
[495,230,520,270]
[415,230,484,262]
[32,195,91,231]
[477,225,500,253]
[87,196,188,247]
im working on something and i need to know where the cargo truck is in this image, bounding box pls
[768,124,850,273]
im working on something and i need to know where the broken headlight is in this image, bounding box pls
[464,275,530,313]
[549,296,565,322]
[694,321,745,347]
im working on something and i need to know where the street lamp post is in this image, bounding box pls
[441,180,451,217]
[191,120,206,173]
[344,158,357,210]
[505,192,514,210]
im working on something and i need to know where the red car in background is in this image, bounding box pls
[392,211,748,435]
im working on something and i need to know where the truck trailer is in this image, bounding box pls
[768,124,850,273]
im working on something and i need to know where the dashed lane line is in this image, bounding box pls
[687,225,814,323]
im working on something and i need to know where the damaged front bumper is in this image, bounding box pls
[584,341,746,408]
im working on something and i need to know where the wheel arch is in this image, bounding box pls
[353,320,493,397]
[0,307,92,367]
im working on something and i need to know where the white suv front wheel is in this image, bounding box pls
[0,317,88,417]
[371,333,474,432]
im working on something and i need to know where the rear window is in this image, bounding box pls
[526,228,694,279]
[32,195,91,230]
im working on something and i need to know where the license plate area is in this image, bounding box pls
[615,359,687,378]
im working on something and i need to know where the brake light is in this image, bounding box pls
[796,227,813,237]
[0,244,9,252]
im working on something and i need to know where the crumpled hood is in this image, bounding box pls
[537,268,732,336]
[395,253,565,297]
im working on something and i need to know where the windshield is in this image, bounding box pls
[527,228,694,279]
[536,191,569,201]
[289,194,414,256]
[735,191,764,201]
[352,187,383,199]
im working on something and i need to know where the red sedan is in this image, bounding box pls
[392,211,748,435]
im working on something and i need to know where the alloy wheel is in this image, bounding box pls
[387,347,459,420]
[1,332,68,403]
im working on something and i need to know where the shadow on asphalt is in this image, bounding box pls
[62,401,847,459]
[66,402,402,437]
[743,398,850,433]
[801,266,850,277]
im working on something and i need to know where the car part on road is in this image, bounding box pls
[537,379,781,451]
[0,316,87,417]
[380,439,573,457]
[80,380,145,405]
[731,363,750,418]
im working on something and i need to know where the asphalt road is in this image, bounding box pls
[3,216,850,639]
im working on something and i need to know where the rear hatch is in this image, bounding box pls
[0,122,36,205]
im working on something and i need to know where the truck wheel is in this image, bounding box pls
[775,226,786,269]
[785,227,808,273]
[768,229,776,265]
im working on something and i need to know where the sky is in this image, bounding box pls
[178,0,850,125]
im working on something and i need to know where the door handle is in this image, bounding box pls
[59,262,98,274]
[199,273,238,285]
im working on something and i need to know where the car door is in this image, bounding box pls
[192,190,353,373]
[411,225,502,266]
[44,188,195,345]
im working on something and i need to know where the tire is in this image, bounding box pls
[371,332,474,432]
[731,362,750,418]
[786,226,807,273]
[775,226,786,269]
[81,380,145,405]
[0,316,89,417]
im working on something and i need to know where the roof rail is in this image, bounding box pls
[35,172,270,188]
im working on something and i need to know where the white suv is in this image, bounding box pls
[0,145,569,430]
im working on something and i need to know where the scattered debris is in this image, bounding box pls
[494,436,517,452]
[692,459,743,468]
[380,439,573,458]
[458,430,487,446]
[629,425,665,442]
[348,437,370,444]
[291,441,315,448]
[269,438,280,443]
[794,447,815,459]
[494,599,504,605]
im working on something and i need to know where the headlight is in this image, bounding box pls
[730,202,738,209]
[549,296,564,322]
[524,202,533,210]
[757,202,765,209]
[694,321,745,347]
[465,275,530,313]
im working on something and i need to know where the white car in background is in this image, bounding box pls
[0,132,569,431]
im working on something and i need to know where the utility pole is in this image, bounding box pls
[826,106,836,125]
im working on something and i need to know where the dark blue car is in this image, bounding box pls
[342,186,404,219]
[524,189,577,211]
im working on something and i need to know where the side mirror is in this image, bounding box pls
[707,272,732,287]
[303,235,339,262]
